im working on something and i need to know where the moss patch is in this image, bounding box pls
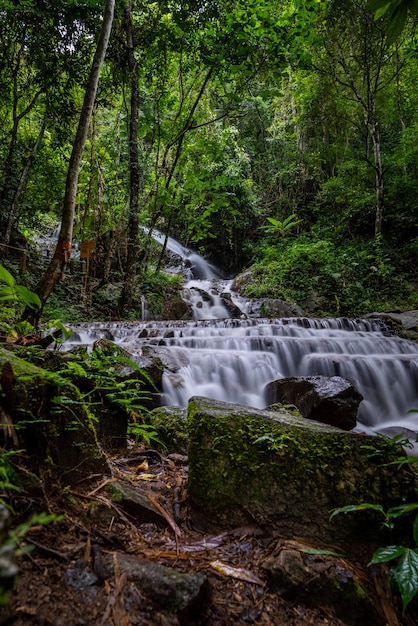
[187,396,416,552]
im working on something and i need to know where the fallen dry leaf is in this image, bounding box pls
[209,560,265,586]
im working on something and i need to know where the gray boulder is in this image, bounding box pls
[264,375,363,430]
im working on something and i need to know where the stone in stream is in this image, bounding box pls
[187,396,416,557]
[265,375,363,430]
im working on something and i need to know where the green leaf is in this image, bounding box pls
[66,362,87,377]
[0,286,16,301]
[330,503,385,520]
[386,3,408,44]
[396,549,418,610]
[369,545,407,564]
[387,503,418,519]
[14,285,41,309]
[375,4,391,19]
[0,265,16,288]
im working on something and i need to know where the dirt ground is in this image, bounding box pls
[0,444,414,626]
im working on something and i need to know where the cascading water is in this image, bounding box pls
[143,227,237,319]
[58,230,418,440]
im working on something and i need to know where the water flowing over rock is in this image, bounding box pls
[61,316,418,439]
[265,375,363,430]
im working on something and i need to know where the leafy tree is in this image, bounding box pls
[26,0,116,322]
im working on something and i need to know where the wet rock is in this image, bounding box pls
[262,543,385,625]
[187,396,416,557]
[160,295,193,321]
[265,375,363,430]
[106,553,208,617]
[142,345,190,373]
[257,298,305,318]
[219,291,244,318]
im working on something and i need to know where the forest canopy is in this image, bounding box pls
[0,0,417,320]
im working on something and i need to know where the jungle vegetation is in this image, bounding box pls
[0,0,417,321]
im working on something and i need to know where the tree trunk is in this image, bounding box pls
[119,0,141,313]
[368,115,384,236]
[25,0,115,324]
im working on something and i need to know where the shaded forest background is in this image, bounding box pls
[1,0,418,323]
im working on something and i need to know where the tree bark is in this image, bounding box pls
[370,120,384,236]
[119,0,141,312]
[26,0,115,324]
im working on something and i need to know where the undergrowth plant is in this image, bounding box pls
[0,450,62,605]
[331,435,418,613]
[0,264,41,340]
[59,344,161,447]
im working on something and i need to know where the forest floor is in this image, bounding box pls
[0,442,416,626]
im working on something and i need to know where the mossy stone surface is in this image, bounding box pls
[187,396,416,552]
[0,346,108,483]
[148,406,188,454]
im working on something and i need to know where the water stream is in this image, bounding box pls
[59,230,418,440]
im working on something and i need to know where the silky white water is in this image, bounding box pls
[58,229,418,441]
[62,316,418,438]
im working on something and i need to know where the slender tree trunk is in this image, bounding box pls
[119,0,140,312]
[25,0,115,323]
[372,128,384,236]
[367,110,384,236]
[5,113,47,244]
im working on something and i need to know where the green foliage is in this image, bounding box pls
[0,449,62,605]
[0,265,40,311]
[58,343,158,446]
[332,498,418,612]
[0,265,42,340]
[369,0,418,43]
[0,451,22,507]
[263,214,302,237]
[241,232,417,316]
[127,422,162,447]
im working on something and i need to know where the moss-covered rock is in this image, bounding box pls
[0,347,108,483]
[187,396,416,555]
[148,406,188,454]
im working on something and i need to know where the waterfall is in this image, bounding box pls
[143,227,222,279]
[61,317,418,439]
[144,226,240,319]
[56,230,418,441]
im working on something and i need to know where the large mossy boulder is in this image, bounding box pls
[0,347,108,483]
[187,397,416,556]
